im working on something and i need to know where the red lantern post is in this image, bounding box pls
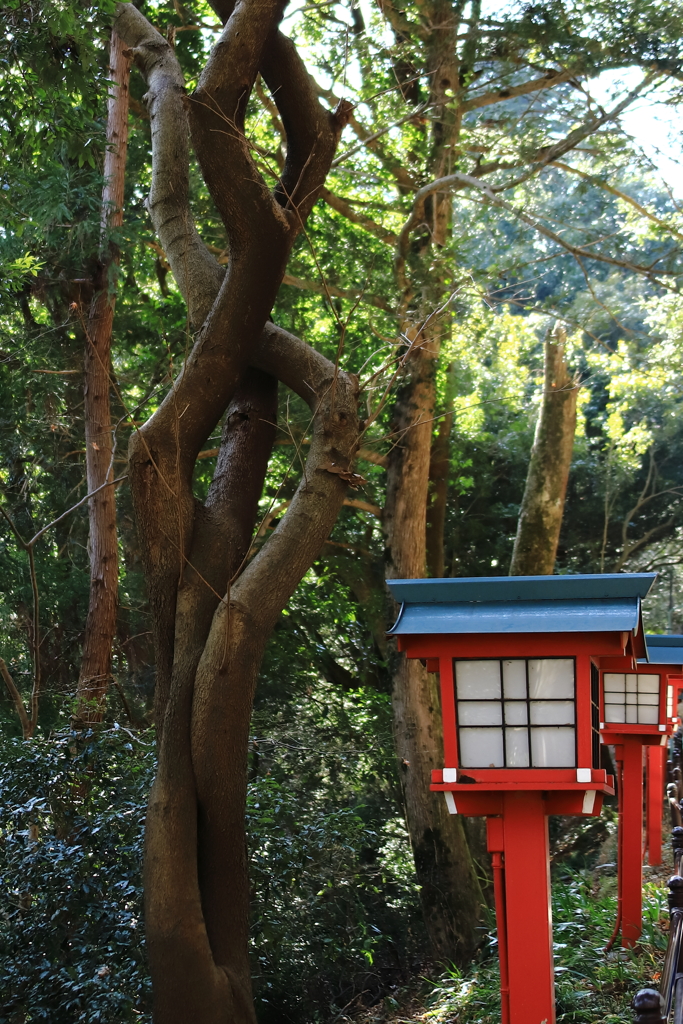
[387,573,656,1024]
[600,635,680,945]
[641,637,683,868]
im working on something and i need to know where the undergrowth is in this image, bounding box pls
[358,870,668,1024]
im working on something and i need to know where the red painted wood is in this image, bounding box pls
[440,791,503,816]
[546,791,606,816]
[601,724,670,742]
[646,743,665,867]
[438,656,458,768]
[503,791,555,1024]
[431,766,612,787]
[398,631,627,660]
[576,654,592,770]
[599,656,638,671]
[486,816,505,852]
[620,737,645,947]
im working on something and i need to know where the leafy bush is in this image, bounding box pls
[249,775,421,1022]
[417,869,667,1024]
[0,727,153,1024]
[0,715,422,1024]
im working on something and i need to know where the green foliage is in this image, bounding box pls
[0,655,422,1024]
[0,728,152,1024]
[3,1,683,1019]
[250,568,423,1019]
[389,871,667,1024]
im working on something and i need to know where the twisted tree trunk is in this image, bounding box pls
[510,324,578,576]
[75,30,130,722]
[114,3,356,1019]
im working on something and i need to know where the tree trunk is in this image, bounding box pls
[510,324,578,576]
[384,328,485,964]
[426,362,456,579]
[114,3,356,1019]
[382,0,486,964]
[75,30,130,723]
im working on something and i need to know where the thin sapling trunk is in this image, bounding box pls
[76,30,130,723]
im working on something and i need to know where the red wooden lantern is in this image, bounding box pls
[600,634,680,945]
[637,637,683,872]
[387,573,656,1024]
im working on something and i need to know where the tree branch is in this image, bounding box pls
[319,186,397,246]
[282,272,393,312]
[261,31,353,220]
[0,657,32,739]
[461,68,575,111]
[396,170,680,293]
[550,160,683,243]
[114,3,224,328]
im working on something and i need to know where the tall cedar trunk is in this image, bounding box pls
[426,362,455,579]
[75,31,130,722]
[114,4,356,1020]
[384,329,484,963]
[510,324,578,575]
[426,411,451,579]
[384,0,485,964]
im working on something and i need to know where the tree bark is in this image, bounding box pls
[383,0,486,965]
[75,30,130,723]
[384,327,485,964]
[510,324,578,576]
[426,363,456,579]
[114,3,356,1019]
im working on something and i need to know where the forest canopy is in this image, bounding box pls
[2,0,683,1020]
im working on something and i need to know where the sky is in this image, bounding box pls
[281,1,683,198]
[589,70,682,197]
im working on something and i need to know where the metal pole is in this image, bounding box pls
[633,988,666,1023]
[491,851,510,1024]
[673,827,683,875]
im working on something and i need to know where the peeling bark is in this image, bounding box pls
[510,324,578,576]
[75,30,130,723]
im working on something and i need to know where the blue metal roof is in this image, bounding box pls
[386,573,656,637]
[386,573,656,605]
[388,597,641,635]
[641,634,683,666]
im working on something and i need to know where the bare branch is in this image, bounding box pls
[550,160,683,243]
[343,497,382,517]
[461,68,575,112]
[282,272,393,312]
[29,475,128,548]
[319,187,397,246]
[314,80,417,191]
[396,171,681,291]
[376,0,428,41]
[332,102,429,172]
